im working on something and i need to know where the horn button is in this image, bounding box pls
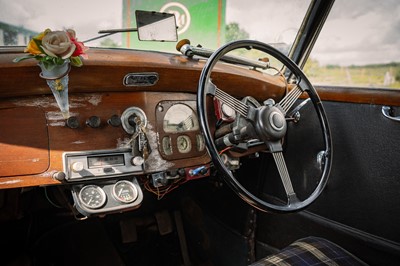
[254,106,287,141]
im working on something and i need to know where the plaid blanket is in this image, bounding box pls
[251,237,368,266]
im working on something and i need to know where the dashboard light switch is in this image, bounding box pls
[108,114,121,127]
[86,116,101,128]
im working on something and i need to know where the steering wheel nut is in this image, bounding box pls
[270,111,285,131]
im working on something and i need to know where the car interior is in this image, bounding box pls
[0,0,399,265]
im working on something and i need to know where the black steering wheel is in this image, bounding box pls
[197,40,332,212]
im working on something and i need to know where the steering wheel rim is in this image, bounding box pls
[197,40,332,212]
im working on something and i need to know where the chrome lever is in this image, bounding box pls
[382,106,400,122]
[286,98,311,123]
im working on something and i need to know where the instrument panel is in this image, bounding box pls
[156,100,207,160]
[0,92,211,190]
[57,94,210,216]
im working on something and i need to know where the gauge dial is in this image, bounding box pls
[196,134,205,152]
[162,136,173,155]
[78,185,106,209]
[177,135,192,153]
[112,180,138,203]
[163,104,199,133]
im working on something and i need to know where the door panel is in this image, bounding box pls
[255,87,400,265]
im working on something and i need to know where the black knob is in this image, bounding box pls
[86,116,101,128]
[200,167,208,175]
[178,168,186,177]
[66,116,79,129]
[168,169,178,177]
[53,171,66,181]
[108,114,121,127]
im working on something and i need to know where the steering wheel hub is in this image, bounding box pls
[254,106,287,141]
[270,111,285,130]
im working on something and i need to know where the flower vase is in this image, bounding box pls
[38,61,71,119]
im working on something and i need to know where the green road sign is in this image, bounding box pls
[122,0,226,52]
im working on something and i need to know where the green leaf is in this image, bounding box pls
[13,55,36,63]
[70,56,83,67]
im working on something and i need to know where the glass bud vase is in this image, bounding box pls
[38,60,71,119]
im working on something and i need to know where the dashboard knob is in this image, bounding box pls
[178,168,186,177]
[71,162,84,173]
[86,116,101,128]
[53,171,66,181]
[66,116,79,129]
[108,114,121,127]
[131,156,144,166]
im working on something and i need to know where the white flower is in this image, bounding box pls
[41,31,76,59]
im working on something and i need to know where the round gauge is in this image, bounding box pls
[78,185,106,209]
[196,134,205,152]
[177,135,192,153]
[162,136,173,155]
[112,180,138,204]
[163,104,199,133]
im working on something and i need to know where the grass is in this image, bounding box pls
[304,60,400,89]
[219,49,400,89]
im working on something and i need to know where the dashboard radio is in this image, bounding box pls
[63,149,143,181]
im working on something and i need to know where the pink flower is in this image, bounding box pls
[67,29,89,59]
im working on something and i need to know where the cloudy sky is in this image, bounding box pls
[1,0,399,66]
[226,0,400,66]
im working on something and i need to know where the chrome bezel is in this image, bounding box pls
[112,180,138,204]
[78,185,107,209]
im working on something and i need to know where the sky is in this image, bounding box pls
[1,0,399,66]
[226,0,400,66]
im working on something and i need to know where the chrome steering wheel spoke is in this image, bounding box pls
[272,151,299,206]
[207,81,250,119]
[277,85,304,115]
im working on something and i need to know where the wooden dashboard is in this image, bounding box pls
[0,48,286,189]
[1,46,399,191]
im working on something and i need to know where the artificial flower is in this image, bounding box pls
[66,29,88,59]
[24,28,51,55]
[41,30,76,59]
[14,28,88,68]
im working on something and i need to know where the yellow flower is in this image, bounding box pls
[24,29,51,55]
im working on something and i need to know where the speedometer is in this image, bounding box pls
[78,185,106,209]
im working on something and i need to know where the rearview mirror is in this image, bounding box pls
[135,10,178,42]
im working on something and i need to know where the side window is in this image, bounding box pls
[304,0,400,89]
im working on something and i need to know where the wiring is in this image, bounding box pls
[143,177,188,200]
[219,146,232,155]
[44,187,63,209]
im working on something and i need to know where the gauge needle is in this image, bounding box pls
[87,197,93,205]
[118,188,123,197]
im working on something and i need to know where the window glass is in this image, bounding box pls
[305,0,400,89]
[0,0,309,56]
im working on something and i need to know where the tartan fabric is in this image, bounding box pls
[252,237,368,266]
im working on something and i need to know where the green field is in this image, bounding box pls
[304,60,400,89]
[227,48,400,89]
